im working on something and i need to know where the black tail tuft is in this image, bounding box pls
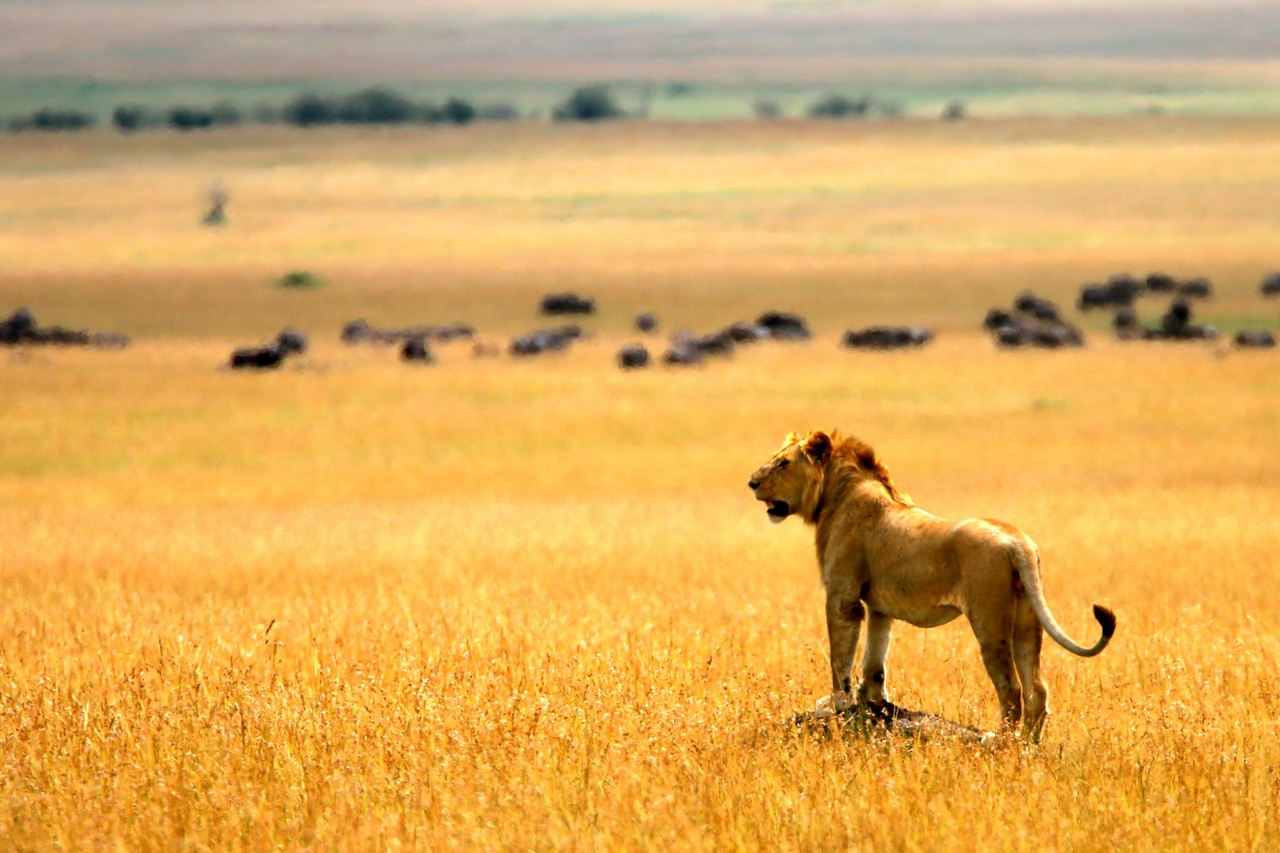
[1093,604,1117,639]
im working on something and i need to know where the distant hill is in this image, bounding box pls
[1,1,1277,81]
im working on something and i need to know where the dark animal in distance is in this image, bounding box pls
[1114,298,1218,342]
[1152,298,1218,341]
[1177,277,1213,299]
[684,331,735,358]
[1113,306,1140,336]
[662,342,702,366]
[634,313,659,333]
[1121,297,1218,340]
[275,328,308,355]
[1077,274,1144,310]
[722,321,769,344]
[341,319,474,346]
[1234,330,1276,348]
[755,311,812,341]
[0,307,37,343]
[616,344,651,369]
[401,337,434,363]
[509,324,585,356]
[1013,290,1063,323]
[539,292,595,315]
[229,344,287,369]
[666,319,776,363]
[1079,271,1213,321]
[841,326,934,350]
[984,293,1083,349]
[1,307,130,349]
[229,328,311,369]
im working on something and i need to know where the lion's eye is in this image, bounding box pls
[777,459,789,469]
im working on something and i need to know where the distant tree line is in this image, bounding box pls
[3,86,523,134]
[805,93,968,121]
[2,85,967,132]
[5,108,97,132]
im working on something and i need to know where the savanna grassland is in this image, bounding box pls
[2,116,1280,850]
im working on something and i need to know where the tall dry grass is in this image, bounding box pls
[2,118,1279,849]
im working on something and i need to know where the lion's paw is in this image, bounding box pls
[813,691,856,718]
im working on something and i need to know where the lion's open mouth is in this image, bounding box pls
[766,500,791,523]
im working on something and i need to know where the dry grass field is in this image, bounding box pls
[2,117,1280,849]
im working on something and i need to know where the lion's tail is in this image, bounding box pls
[1011,544,1116,657]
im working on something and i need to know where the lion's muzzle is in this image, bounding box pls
[765,500,791,523]
[749,469,791,523]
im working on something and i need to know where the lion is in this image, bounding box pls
[748,430,1116,741]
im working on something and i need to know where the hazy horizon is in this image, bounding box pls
[1,0,1277,81]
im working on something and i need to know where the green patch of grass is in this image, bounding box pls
[275,270,324,290]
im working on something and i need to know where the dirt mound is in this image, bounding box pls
[789,697,992,745]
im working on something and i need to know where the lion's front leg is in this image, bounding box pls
[826,592,865,711]
[858,609,894,706]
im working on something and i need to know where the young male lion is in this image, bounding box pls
[748,430,1116,741]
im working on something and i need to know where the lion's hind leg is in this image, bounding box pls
[969,605,1022,733]
[1013,595,1049,742]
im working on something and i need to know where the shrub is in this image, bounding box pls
[275,270,324,290]
[284,93,337,127]
[9,108,96,132]
[553,85,624,122]
[808,94,872,119]
[337,88,415,124]
[441,97,477,125]
[168,106,214,131]
[112,104,150,133]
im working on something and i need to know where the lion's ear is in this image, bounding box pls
[803,430,832,465]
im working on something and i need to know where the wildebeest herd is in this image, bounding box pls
[339,318,477,365]
[1074,271,1219,342]
[5,272,1278,371]
[0,307,130,349]
[983,270,1279,350]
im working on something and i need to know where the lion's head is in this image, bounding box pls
[747,430,833,524]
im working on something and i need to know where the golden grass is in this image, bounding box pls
[4,118,1280,340]
[2,118,1280,850]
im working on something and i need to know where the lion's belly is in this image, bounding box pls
[880,602,963,628]
[864,582,963,628]
[858,518,967,628]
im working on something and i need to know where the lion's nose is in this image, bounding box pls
[748,480,760,490]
